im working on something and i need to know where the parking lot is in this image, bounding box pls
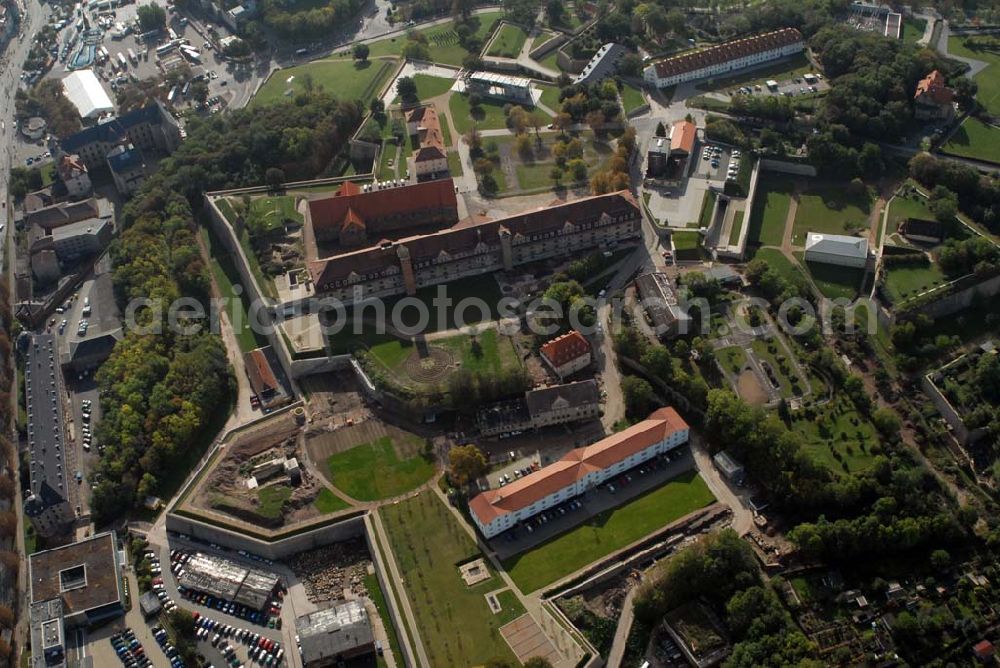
[692,143,743,183]
[491,446,696,560]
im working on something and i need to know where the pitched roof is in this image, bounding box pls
[469,408,689,524]
[61,102,171,152]
[670,120,697,155]
[56,154,87,180]
[525,380,599,417]
[410,105,446,165]
[804,232,869,259]
[308,178,458,237]
[244,347,279,396]
[540,331,591,368]
[25,198,104,230]
[308,190,639,288]
[651,28,803,79]
[914,69,954,105]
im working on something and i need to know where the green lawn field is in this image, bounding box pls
[367,11,503,66]
[729,210,745,245]
[794,397,878,475]
[802,260,863,301]
[900,17,927,46]
[887,190,934,233]
[449,93,514,134]
[940,116,1000,165]
[380,492,523,666]
[487,23,528,57]
[538,83,561,111]
[257,485,291,519]
[673,230,701,250]
[948,36,1000,115]
[746,175,794,246]
[313,488,351,513]
[718,345,749,374]
[200,227,268,353]
[503,471,715,593]
[620,83,646,114]
[248,195,302,233]
[326,435,435,501]
[410,73,455,101]
[882,262,948,303]
[792,184,872,245]
[750,248,805,286]
[252,58,395,107]
[751,337,803,398]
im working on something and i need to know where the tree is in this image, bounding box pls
[930,549,951,569]
[169,608,197,638]
[655,121,667,137]
[545,0,564,25]
[352,43,370,62]
[929,185,958,223]
[0,605,13,629]
[396,76,418,102]
[137,3,166,32]
[189,80,209,106]
[549,166,563,187]
[402,39,430,61]
[622,376,655,418]
[568,158,588,183]
[449,445,488,486]
[872,408,901,438]
[265,168,285,191]
[453,0,475,20]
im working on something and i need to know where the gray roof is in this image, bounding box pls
[713,450,743,476]
[24,198,110,230]
[138,591,162,617]
[525,380,600,417]
[176,552,280,610]
[804,232,869,259]
[295,601,374,663]
[29,599,66,668]
[24,334,69,508]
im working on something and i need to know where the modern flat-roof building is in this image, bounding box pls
[643,29,803,88]
[574,43,627,86]
[466,71,535,105]
[29,599,66,668]
[539,330,592,380]
[295,601,375,666]
[23,334,72,537]
[470,408,690,538]
[28,532,125,627]
[177,552,281,611]
[803,232,869,268]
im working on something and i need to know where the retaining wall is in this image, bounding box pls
[759,158,818,177]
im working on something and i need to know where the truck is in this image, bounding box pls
[127,47,137,63]
[117,51,127,69]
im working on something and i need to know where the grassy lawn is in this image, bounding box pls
[248,195,302,232]
[792,183,872,245]
[411,73,455,101]
[718,345,749,374]
[252,58,395,107]
[381,492,522,666]
[673,230,701,250]
[620,82,646,114]
[751,336,804,397]
[883,262,948,303]
[313,488,351,513]
[901,16,927,46]
[793,397,878,475]
[538,48,562,72]
[504,471,715,593]
[516,161,554,190]
[802,260,863,301]
[326,435,435,501]
[439,329,517,375]
[364,574,404,667]
[695,53,815,92]
[887,190,934,232]
[538,83,561,111]
[201,227,268,353]
[697,191,717,229]
[531,30,556,51]
[257,485,292,520]
[940,116,1000,164]
[367,12,503,66]
[746,175,794,246]
[447,150,463,175]
[948,36,1000,115]
[449,93,513,134]
[487,22,528,57]
[378,140,399,179]
[751,248,805,286]
[729,210,745,245]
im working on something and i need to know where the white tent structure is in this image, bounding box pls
[62,70,114,119]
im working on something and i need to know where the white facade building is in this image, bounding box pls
[644,28,804,89]
[804,232,869,268]
[469,408,690,538]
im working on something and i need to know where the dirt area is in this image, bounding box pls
[188,411,334,526]
[737,369,768,405]
[300,372,372,427]
[286,540,372,605]
[305,419,426,469]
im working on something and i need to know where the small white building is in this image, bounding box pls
[61,70,114,119]
[803,232,869,268]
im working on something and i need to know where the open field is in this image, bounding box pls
[718,345,749,374]
[694,53,815,93]
[882,261,948,303]
[900,16,927,46]
[887,189,934,232]
[620,83,645,114]
[410,73,456,101]
[503,471,715,593]
[750,247,804,285]
[802,259,863,301]
[791,183,872,245]
[487,23,528,58]
[751,336,803,398]
[325,435,434,501]
[794,397,878,475]
[940,116,1000,164]
[201,227,267,353]
[248,195,302,232]
[381,492,522,666]
[746,175,794,246]
[728,210,745,245]
[367,12,503,66]
[948,36,1000,115]
[313,488,351,513]
[252,58,395,107]
[449,93,512,133]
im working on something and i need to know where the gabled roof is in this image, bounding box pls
[804,232,869,259]
[61,102,171,152]
[540,331,591,368]
[525,380,599,417]
[308,178,458,237]
[914,69,954,105]
[651,28,803,79]
[25,198,105,230]
[670,120,697,155]
[469,408,689,524]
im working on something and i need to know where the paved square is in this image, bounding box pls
[500,614,561,666]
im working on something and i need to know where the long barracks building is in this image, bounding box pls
[643,28,804,88]
[469,408,690,538]
[305,185,641,301]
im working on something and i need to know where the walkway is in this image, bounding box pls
[935,21,990,78]
[605,585,638,667]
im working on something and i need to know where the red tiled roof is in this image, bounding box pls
[307,191,639,288]
[652,28,803,79]
[244,349,278,395]
[410,105,446,164]
[914,70,954,105]
[308,178,458,237]
[540,331,591,368]
[469,408,689,525]
[670,120,697,155]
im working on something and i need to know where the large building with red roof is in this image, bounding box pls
[405,106,449,179]
[643,28,803,88]
[306,179,459,249]
[913,70,955,122]
[306,190,640,301]
[540,330,592,379]
[469,408,690,538]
